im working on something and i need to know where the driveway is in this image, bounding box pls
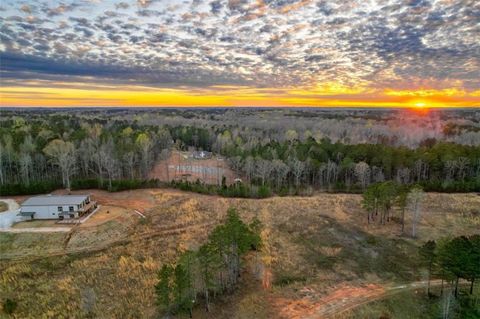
[0,199,21,229]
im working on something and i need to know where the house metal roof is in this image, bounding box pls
[21,195,89,207]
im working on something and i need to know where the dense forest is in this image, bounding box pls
[0,108,479,195]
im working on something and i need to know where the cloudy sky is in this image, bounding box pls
[0,0,479,107]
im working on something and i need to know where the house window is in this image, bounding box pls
[69,206,74,212]
[57,206,62,212]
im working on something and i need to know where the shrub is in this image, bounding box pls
[3,298,17,315]
[71,179,100,190]
[257,185,272,198]
[0,181,61,196]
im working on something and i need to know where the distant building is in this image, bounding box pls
[192,151,212,159]
[19,195,97,220]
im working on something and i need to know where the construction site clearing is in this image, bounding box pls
[149,150,238,185]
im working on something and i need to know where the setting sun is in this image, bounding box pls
[414,102,427,108]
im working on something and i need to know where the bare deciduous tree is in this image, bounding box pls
[456,157,469,181]
[355,161,371,190]
[43,139,76,190]
[244,156,255,182]
[413,159,429,182]
[228,156,243,178]
[396,167,411,184]
[289,157,305,187]
[100,138,118,190]
[136,133,153,178]
[272,159,289,189]
[407,186,425,238]
[326,160,338,187]
[255,159,272,185]
[444,160,456,182]
[19,153,32,185]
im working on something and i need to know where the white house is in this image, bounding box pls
[19,195,97,220]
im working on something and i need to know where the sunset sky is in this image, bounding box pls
[0,0,479,108]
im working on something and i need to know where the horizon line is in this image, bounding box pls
[1,105,479,109]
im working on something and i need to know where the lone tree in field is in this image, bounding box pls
[43,139,76,190]
[407,185,425,238]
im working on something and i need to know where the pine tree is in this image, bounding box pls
[155,264,174,314]
[419,240,436,296]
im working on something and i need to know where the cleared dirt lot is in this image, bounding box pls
[149,150,238,185]
[1,189,479,318]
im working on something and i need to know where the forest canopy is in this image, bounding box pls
[0,108,479,195]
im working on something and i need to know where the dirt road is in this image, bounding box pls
[303,280,458,319]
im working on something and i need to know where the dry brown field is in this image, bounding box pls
[1,189,479,318]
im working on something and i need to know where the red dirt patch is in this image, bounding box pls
[272,284,385,319]
[52,188,156,213]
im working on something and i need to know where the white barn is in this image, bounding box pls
[19,195,96,220]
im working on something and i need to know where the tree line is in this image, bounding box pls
[0,117,173,194]
[155,208,261,317]
[223,138,480,194]
[1,113,479,196]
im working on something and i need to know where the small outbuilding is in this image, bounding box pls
[192,151,212,159]
[19,194,97,220]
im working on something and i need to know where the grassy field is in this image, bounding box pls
[1,190,479,318]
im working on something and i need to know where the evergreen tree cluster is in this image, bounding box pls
[361,182,427,237]
[155,208,261,317]
[419,235,480,317]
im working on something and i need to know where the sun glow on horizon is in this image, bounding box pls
[414,102,427,108]
[0,84,479,108]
